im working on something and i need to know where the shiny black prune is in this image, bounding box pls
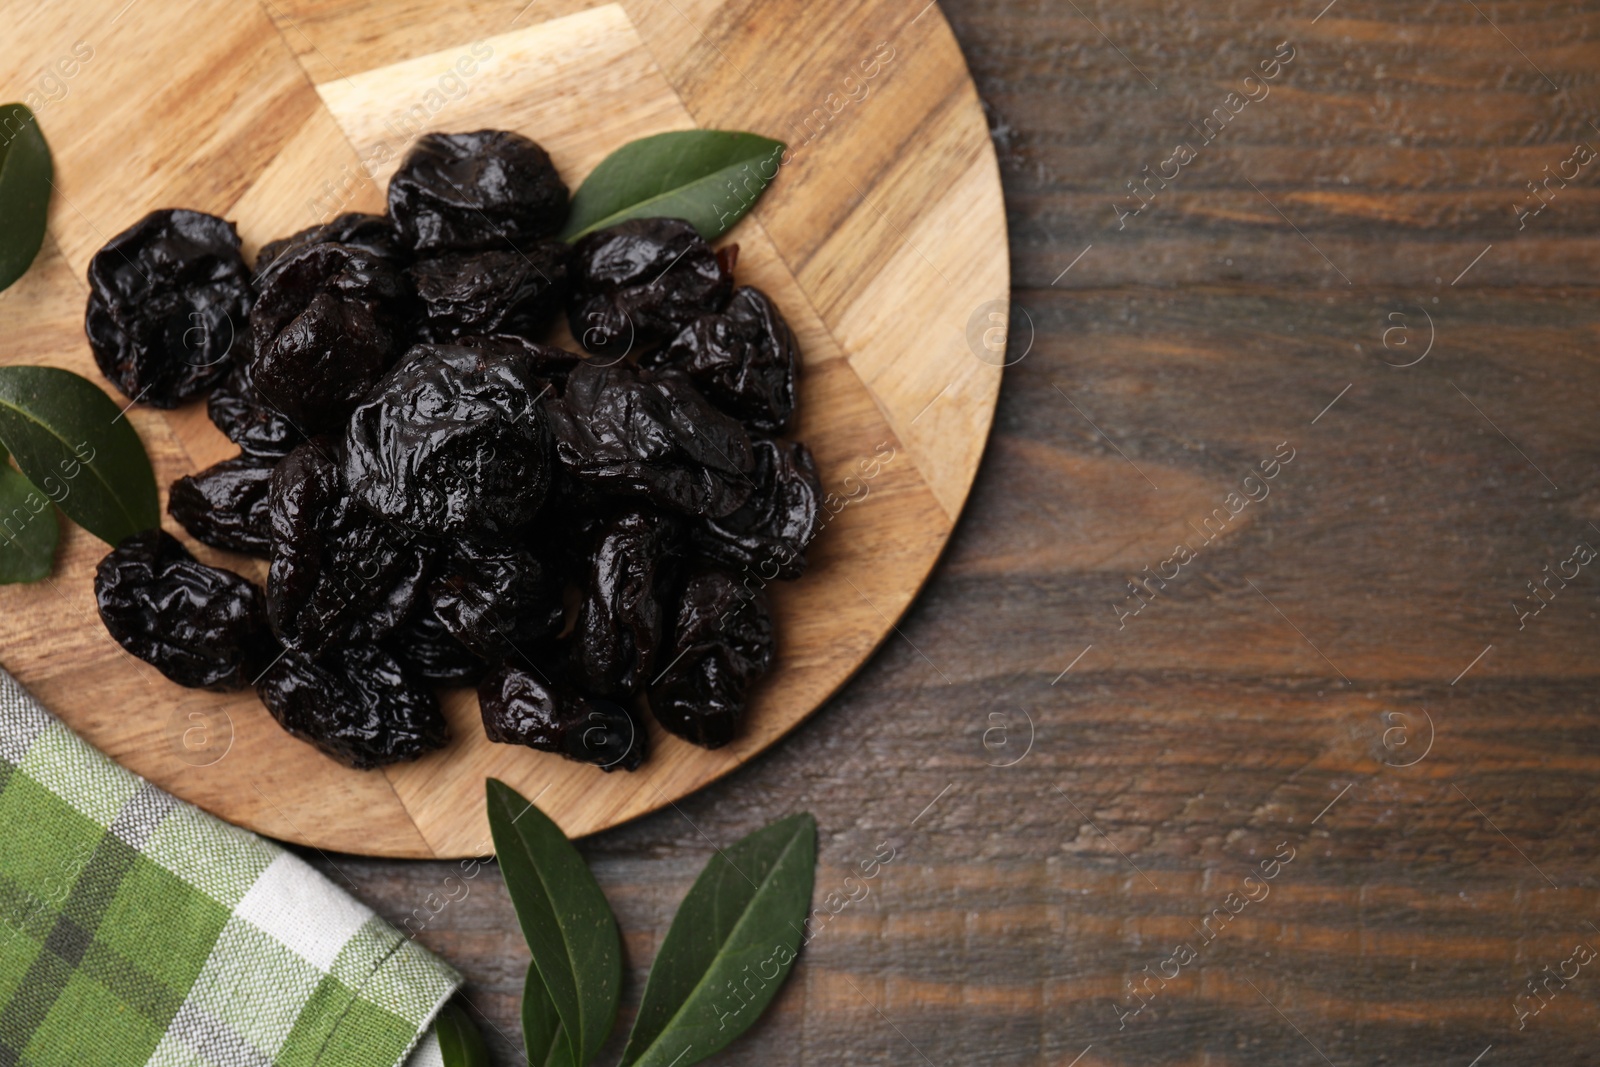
[429,547,563,662]
[545,361,753,518]
[207,339,304,460]
[649,568,773,748]
[478,664,645,771]
[344,343,553,540]
[168,456,275,557]
[566,218,732,358]
[387,610,487,686]
[646,287,798,433]
[256,212,407,280]
[571,508,683,697]
[409,244,567,342]
[268,439,432,656]
[388,131,568,254]
[256,644,447,769]
[693,438,822,580]
[249,243,408,432]
[85,209,253,407]
[95,529,277,690]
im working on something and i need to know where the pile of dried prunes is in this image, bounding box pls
[87,130,821,772]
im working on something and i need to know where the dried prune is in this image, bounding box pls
[647,287,798,432]
[409,245,567,341]
[430,547,563,662]
[268,439,432,656]
[546,361,753,517]
[388,131,567,254]
[257,644,447,769]
[571,508,682,697]
[649,568,773,748]
[168,456,275,557]
[257,212,407,280]
[206,332,304,459]
[344,343,553,539]
[85,209,253,407]
[566,218,732,358]
[478,664,645,771]
[387,610,487,686]
[95,529,277,690]
[693,438,822,580]
[249,243,408,432]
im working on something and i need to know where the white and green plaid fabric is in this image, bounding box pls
[0,668,461,1066]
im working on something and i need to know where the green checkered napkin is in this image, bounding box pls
[0,667,460,1066]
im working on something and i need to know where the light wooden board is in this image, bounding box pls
[0,0,1005,858]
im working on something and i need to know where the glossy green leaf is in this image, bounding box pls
[435,1001,490,1067]
[486,779,620,1067]
[560,130,785,242]
[0,104,53,292]
[522,964,572,1067]
[619,813,817,1067]
[0,443,58,584]
[0,367,159,546]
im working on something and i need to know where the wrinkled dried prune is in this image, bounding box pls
[268,439,432,656]
[430,547,563,662]
[388,610,487,686]
[647,287,798,433]
[546,361,753,518]
[566,218,732,358]
[409,245,567,341]
[206,332,305,459]
[693,438,822,580]
[388,131,568,254]
[344,343,553,539]
[168,456,275,557]
[85,209,253,407]
[257,644,447,769]
[95,529,277,690]
[256,213,407,281]
[478,664,645,771]
[649,568,773,748]
[571,508,682,697]
[249,243,408,432]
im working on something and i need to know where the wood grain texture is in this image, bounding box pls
[0,0,1003,856]
[302,2,1600,1065]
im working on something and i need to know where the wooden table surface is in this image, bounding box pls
[304,2,1600,1063]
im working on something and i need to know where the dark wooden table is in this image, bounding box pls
[309,3,1600,1063]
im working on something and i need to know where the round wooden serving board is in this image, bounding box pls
[0,0,1006,857]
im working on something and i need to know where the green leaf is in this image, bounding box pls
[0,367,159,547]
[0,443,59,583]
[620,813,817,1067]
[435,1001,490,1067]
[560,130,784,242]
[0,104,53,292]
[522,964,572,1067]
[486,779,620,1067]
